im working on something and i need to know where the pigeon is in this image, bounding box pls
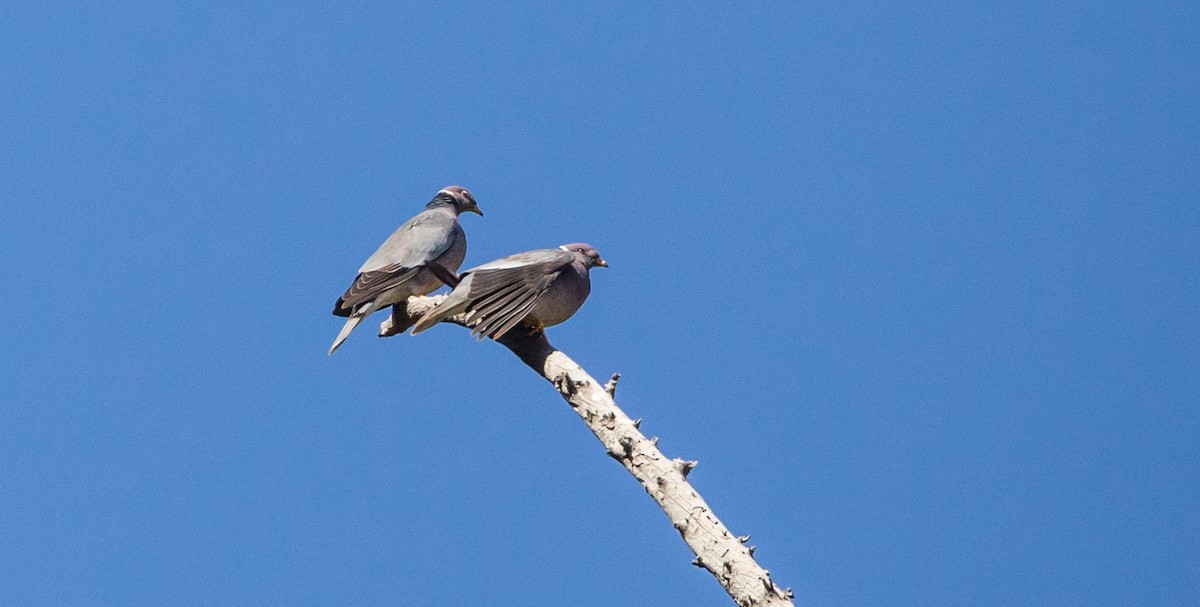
[411,243,607,340]
[329,185,482,354]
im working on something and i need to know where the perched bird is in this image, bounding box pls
[411,243,607,340]
[329,185,482,354]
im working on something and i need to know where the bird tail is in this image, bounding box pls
[411,276,472,335]
[410,298,467,335]
[328,300,381,355]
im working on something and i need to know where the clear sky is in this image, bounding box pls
[2,2,1197,605]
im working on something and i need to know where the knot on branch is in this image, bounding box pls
[553,373,579,397]
[673,458,698,478]
[601,412,617,430]
[607,436,636,463]
[759,573,793,600]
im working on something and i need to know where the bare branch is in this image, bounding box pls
[391,295,795,607]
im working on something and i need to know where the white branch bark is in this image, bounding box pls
[383,297,796,607]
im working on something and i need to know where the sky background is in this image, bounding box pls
[2,2,1198,605]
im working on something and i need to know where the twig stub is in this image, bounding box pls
[603,372,621,396]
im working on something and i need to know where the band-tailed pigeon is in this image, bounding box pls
[329,185,481,354]
[411,243,607,340]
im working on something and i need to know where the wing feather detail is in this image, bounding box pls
[336,265,421,313]
[409,249,574,340]
[456,252,572,339]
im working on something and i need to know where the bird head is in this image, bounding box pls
[434,185,483,216]
[560,243,608,268]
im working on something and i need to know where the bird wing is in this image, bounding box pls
[335,211,459,313]
[460,249,575,340]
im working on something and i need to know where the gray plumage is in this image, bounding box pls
[329,185,481,354]
[411,243,607,340]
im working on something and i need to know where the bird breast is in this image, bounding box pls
[530,262,591,327]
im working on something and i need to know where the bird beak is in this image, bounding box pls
[596,258,608,268]
[468,206,483,217]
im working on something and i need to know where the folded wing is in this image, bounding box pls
[333,212,458,316]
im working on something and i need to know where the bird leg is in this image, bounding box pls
[426,261,461,288]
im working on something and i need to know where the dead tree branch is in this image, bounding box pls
[383,297,795,607]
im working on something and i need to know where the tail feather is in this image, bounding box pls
[328,299,381,355]
[331,297,351,317]
[411,298,469,335]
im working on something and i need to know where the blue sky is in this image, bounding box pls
[2,2,1197,605]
